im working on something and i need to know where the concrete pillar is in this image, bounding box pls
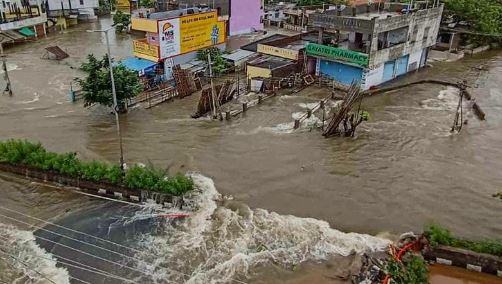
[318,27,324,44]
[33,25,37,38]
[43,22,47,36]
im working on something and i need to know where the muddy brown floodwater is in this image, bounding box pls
[0,17,501,283]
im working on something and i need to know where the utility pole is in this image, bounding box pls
[0,42,12,96]
[208,53,217,118]
[87,25,125,171]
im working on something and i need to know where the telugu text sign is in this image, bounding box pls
[133,40,159,61]
[306,43,369,66]
[257,44,299,60]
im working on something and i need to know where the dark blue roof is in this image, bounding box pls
[120,57,157,73]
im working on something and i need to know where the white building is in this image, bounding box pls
[46,0,98,20]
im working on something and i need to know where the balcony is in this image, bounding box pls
[133,39,160,62]
[0,13,47,31]
[131,17,158,33]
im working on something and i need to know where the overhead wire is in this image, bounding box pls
[0,213,156,278]
[0,239,140,284]
[0,212,145,261]
[0,205,145,254]
[0,208,249,284]
[0,247,91,284]
[0,247,58,284]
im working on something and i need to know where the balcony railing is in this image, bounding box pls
[133,39,160,62]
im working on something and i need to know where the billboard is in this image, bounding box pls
[116,0,130,14]
[158,11,225,59]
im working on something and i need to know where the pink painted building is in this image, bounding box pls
[229,0,263,35]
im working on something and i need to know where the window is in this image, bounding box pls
[79,0,84,5]
[423,27,430,41]
[410,26,418,43]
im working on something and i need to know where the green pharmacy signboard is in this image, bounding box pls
[306,43,369,66]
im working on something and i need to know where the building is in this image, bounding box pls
[130,8,226,79]
[307,2,444,90]
[46,0,98,20]
[166,0,263,36]
[0,0,47,42]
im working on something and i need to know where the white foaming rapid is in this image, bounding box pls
[0,223,70,284]
[420,86,460,111]
[134,174,390,284]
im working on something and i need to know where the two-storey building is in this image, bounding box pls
[307,2,443,89]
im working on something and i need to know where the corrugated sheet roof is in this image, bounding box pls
[221,49,255,62]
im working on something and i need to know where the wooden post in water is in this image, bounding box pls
[258,95,263,104]
[307,109,312,118]
[225,111,231,120]
[294,119,300,129]
[242,102,248,112]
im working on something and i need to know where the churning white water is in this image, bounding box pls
[0,223,70,284]
[134,174,390,284]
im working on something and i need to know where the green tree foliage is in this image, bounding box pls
[113,10,131,33]
[197,48,231,75]
[140,0,155,8]
[76,54,143,111]
[424,224,502,257]
[445,0,502,43]
[0,139,194,195]
[386,254,429,284]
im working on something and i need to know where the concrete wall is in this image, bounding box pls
[363,64,384,90]
[48,0,99,11]
[368,5,443,68]
[229,0,263,35]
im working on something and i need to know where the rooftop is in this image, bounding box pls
[241,34,290,52]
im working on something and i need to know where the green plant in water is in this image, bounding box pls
[387,254,429,284]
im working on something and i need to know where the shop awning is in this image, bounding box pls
[120,57,157,75]
[18,27,35,37]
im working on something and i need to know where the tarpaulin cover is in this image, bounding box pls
[120,57,157,75]
[18,27,35,37]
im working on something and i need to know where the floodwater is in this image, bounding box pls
[0,17,501,283]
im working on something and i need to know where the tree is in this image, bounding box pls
[76,54,143,112]
[444,0,502,44]
[140,0,155,8]
[113,10,130,33]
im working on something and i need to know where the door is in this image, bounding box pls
[320,60,363,86]
[395,55,409,77]
[383,60,395,82]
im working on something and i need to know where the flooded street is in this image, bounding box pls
[0,17,501,283]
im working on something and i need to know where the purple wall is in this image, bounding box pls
[230,0,263,35]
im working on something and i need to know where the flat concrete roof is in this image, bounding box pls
[248,56,294,69]
[241,34,290,52]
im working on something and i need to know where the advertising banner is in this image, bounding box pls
[306,43,369,66]
[158,11,225,59]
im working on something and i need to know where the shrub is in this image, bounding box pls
[387,254,429,284]
[0,139,193,196]
[424,224,502,257]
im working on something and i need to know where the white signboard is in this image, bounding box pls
[158,18,181,59]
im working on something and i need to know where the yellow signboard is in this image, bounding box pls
[116,0,130,14]
[180,12,225,53]
[133,40,159,61]
[257,44,299,60]
[158,11,226,59]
